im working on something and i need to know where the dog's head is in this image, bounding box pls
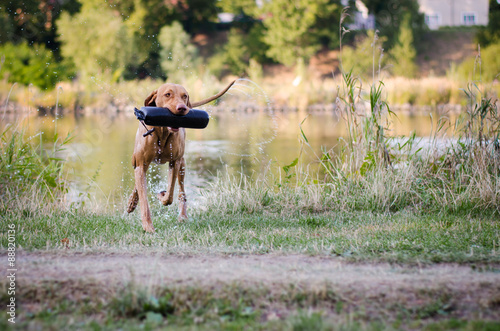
[144,83,191,116]
[143,80,237,128]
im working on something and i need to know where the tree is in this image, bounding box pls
[158,21,199,82]
[260,0,330,66]
[312,0,344,49]
[361,0,425,50]
[0,42,72,90]
[215,0,258,16]
[57,1,139,81]
[215,0,344,66]
[106,0,179,79]
[0,0,80,54]
[181,0,218,33]
[341,30,387,78]
[222,28,248,75]
[389,13,418,78]
[476,0,500,47]
[0,8,15,44]
[458,44,500,82]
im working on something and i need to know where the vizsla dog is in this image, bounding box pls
[127,80,235,232]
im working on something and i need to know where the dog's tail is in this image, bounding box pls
[190,80,236,107]
[127,188,139,213]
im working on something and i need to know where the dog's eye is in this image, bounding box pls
[165,93,171,97]
[182,95,188,100]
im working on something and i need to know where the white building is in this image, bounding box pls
[349,0,376,30]
[419,0,489,30]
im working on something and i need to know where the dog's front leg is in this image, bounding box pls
[135,163,155,233]
[158,160,179,207]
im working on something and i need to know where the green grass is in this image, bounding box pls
[0,123,72,212]
[1,208,498,264]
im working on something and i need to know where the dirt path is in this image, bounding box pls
[4,252,499,291]
[3,252,500,320]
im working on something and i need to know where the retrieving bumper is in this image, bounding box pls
[134,107,210,129]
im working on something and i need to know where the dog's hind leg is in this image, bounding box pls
[127,188,139,213]
[127,155,140,213]
[177,157,188,221]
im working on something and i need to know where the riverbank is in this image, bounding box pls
[2,76,499,117]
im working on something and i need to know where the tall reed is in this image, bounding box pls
[201,16,499,216]
[0,123,72,213]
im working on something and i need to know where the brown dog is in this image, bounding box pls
[127,80,235,232]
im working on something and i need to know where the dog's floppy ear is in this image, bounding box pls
[144,90,158,107]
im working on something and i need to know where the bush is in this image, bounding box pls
[458,43,500,82]
[476,0,500,47]
[206,49,227,78]
[223,28,248,76]
[206,27,268,78]
[261,0,326,66]
[0,42,72,90]
[158,21,199,83]
[389,13,418,78]
[0,124,71,211]
[57,3,138,82]
[340,31,387,79]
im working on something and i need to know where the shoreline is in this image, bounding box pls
[0,101,473,118]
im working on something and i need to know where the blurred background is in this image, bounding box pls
[0,0,499,205]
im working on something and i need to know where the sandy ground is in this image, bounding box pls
[3,252,499,293]
[2,252,500,320]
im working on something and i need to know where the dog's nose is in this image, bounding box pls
[176,104,188,114]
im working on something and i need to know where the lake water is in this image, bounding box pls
[3,107,457,207]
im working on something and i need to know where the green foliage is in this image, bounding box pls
[0,0,81,52]
[0,9,15,44]
[458,77,499,151]
[120,0,154,75]
[216,0,259,17]
[180,0,219,32]
[217,0,342,65]
[0,124,71,208]
[206,50,227,78]
[311,0,344,49]
[222,28,248,75]
[476,0,500,47]
[207,26,268,77]
[341,31,387,78]
[57,1,139,81]
[289,311,326,331]
[362,0,426,50]
[247,58,263,83]
[246,23,271,64]
[389,13,418,78]
[314,22,499,214]
[102,0,179,78]
[158,21,199,82]
[458,43,500,82]
[0,42,72,90]
[260,0,329,66]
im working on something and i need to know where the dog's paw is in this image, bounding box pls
[177,216,188,223]
[157,191,173,206]
[142,222,155,233]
